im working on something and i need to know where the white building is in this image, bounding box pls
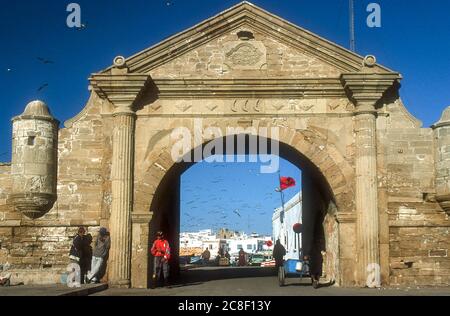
[202,237,227,256]
[272,192,303,261]
[180,229,273,258]
[226,234,273,256]
[180,229,215,249]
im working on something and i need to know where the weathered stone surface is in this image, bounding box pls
[0,2,448,288]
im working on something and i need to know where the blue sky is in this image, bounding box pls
[1,1,449,233]
[181,156,301,235]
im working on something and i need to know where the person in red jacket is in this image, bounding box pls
[151,231,171,288]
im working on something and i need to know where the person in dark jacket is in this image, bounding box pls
[308,237,325,289]
[201,248,211,265]
[80,234,93,284]
[238,248,247,266]
[87,228,111,284]
[69,227,86,263]
[273,239,286,268]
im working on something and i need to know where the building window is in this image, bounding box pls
[247,245,252,250]
[28,136,35,146]
[237,244,242,250]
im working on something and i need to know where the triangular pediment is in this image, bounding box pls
[101,1,395,76]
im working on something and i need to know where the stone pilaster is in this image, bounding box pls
[109,106,135,287]
[90,61,151,288]
[131,213,153,288]
[354,103,380,287]
[342,66,400,287]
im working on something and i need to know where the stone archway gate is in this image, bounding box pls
[2,2,449,288]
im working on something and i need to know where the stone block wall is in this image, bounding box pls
[0,164,13,266]
[0,95,109,285]
[381,125,450,286]
[149,28,341,79]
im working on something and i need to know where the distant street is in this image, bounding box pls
[93,267,450,296]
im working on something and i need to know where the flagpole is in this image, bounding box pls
[278,170,286,218]
[277,171,286,246]
[349,0,356,52]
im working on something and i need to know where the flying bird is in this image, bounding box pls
[37,57,54,64]
[233,209,241,218]
[37,83,49,92]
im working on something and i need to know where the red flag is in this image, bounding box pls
[280,177,296,191]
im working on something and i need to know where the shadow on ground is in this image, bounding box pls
[170,267,277,288]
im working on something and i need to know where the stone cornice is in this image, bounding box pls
[131,213,153,224]
[153,78,346,99]
[432,106,450,129]
[89,74,151,109]
[341,72,401,108]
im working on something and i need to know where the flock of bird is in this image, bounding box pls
[5,57,56,92]
[4,1,178,92]
[180,164,282,232]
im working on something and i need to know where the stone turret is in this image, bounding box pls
[10,101,59,219]
[432,106,450,214]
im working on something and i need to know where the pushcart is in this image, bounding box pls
[278,258,310,287]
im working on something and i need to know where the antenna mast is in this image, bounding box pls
[349,0,356,52]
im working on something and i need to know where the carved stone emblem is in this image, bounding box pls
[150,102,162,111]
[206,103,218,112]
[231,99,264,113]
[272,102,286,111]
[328,99,351,112]
[223,40,267,70]
[299,104,314,112]
[289,99,316,112]
[226,43,263,66]
[175,102,192,113]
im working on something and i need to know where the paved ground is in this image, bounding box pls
[93,267,450,296]
[0,283,107,296]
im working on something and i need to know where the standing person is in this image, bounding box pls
[201,248,211,265]
[308,237,325,289]
[68,227,85,286]
[273,239,286,268]
[69,227,85,264]
[151,231,171,289]
[87,228,111,284]
[238,248,247,266]
[224,251,231,266]
[80,233,93,284]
